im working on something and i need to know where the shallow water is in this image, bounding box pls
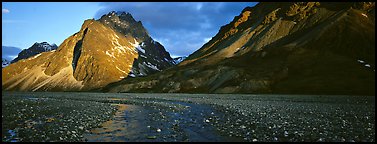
[83,101,243,142]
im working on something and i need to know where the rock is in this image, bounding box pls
[284,131,289,137]
[253,139,258,142]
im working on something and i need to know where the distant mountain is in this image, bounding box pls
[2,11,174,91]
[104,2,375,95]
[173,56,187,64]
[2,46,22,61]
[2,58,10,68]
[11,42,58,63]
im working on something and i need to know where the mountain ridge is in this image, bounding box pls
[103,2,375,95]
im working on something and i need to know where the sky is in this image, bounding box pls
[2,2,257,59]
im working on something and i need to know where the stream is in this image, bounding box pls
[83,101,243,142]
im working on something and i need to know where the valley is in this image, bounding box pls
[2,2,375,142]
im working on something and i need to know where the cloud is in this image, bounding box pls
[2,8,10,14]
[94,2,257,57]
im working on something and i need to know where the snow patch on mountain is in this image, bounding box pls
[135,45,145,53]
[173,56,187,64]
[30,53,42,60]
[143,62,160,71]
[140,55,147,58]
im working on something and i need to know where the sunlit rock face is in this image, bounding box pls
[2,12,174,91]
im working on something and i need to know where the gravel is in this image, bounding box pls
[2,92,375,142]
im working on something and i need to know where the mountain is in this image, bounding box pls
[11,42,58,63]
[173,56,187,64]
[2,46,22,62]
[2,58,10,68]
[104,2,375,95]
[2,12,174,91]
[98,11,175,77]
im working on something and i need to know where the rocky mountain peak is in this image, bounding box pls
[107,11,137,23]
[99,11,149,42]
[11,42,58,63]
[98,11,175,77]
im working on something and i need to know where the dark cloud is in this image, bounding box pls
[95,2,257,57]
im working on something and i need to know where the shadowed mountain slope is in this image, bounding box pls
[104,2,375,95]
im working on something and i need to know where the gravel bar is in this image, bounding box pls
[2,92,375,142]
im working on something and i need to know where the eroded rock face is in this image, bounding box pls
[105,2,375,95]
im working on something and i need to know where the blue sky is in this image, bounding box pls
[2,2,257,58]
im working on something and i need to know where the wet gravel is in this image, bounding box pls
[2,92,375,142]
[2,92,117,142]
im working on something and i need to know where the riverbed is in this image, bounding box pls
[2,92,375,142]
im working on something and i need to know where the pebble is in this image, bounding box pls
[252,139,258,142]
[284,131,289,137]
